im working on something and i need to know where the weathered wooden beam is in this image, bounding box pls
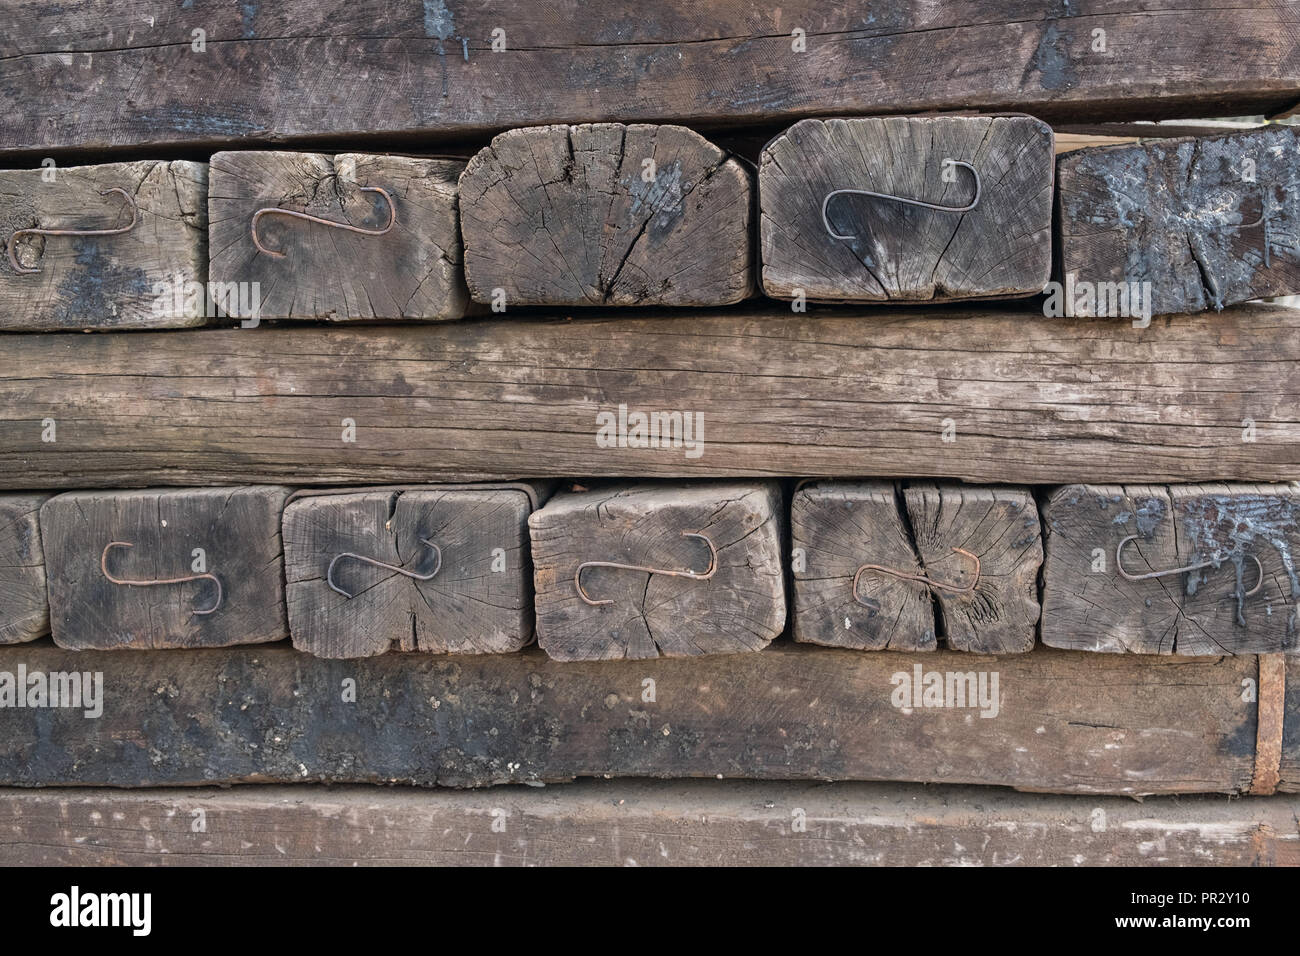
[0,495,49,644]
[40,487,290,650]
[529,482,785,660]
[209,151,469,321]
[0,642,1275,795]
[760,115,1053,303]
[1,305,1297,487]
[1056,125,1300,319]
[2,3,1298,155]
[0,161,206,330]
[2,781,1297,866]
[1041,484,1300,655]
[791,482,1041,653]
[283,485,538,658]
[460,124,752,307]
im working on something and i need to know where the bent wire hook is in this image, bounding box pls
[575,532,719,607]
[100,541,223,616]
[327,537,442,599]
[822,161,982,241]
[251,185,396,258]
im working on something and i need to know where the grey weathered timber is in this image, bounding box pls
[3,781,1297,866]
[1042,483,1300,655]
[209,151,469,321]
[459,124,752,307]
[40,487,291,650]
[1056,125,1300,318]
[0,161,206,330]
[529,483,785,660]
[0,642,1269,795]
[0,495,50,644]
[792,482,1041,653]
[1,305,1299,488]
[760,115,1053,303]
[3,3,1299,154]
[283,486,535,658]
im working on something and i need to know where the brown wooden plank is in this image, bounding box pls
[760,115,1053,303]
[2,781,1296,866]
[2,3,1298,155]
[1,305,1298,487]
[529,482,785,660]
[209,151,469,321]
[460,124,752,307]
[0,161,206,330]
[1056,125,1300,319]
[40,487,291,650]
[0,495,50,644]
[0,642,1258,794]
[792,481,1041,653]
[1041,483,1300,655]
[1277,657,1300,792]
[283,487,534,658]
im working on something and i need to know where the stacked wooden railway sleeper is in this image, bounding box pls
[2,1,1300,866]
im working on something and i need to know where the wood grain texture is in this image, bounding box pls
[760,116,1053,302]
[1041,483,1300,655]
[0,642,1264,795]
[1057,125,1300,317]
[2,781,1297,866]
[283,487,533,658]
[1,305,1298,487]
[0,495,50,644]
[2,2,1298,154]
[529,483,785,660]
[209,151,468,321]
[459,124,751,307]
[792,482,1042,653]
[0,161,206,330]
[40,487,290,650]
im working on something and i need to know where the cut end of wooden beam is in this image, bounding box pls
[459,124,754,308]
[529,482,785,660]
[760,115,1054,304]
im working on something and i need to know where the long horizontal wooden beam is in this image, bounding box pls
[3,781,1297,866]
[0,642,1288,795]
[1,306,1298,486]
[1,2,1297,156]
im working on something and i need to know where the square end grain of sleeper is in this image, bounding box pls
[458,124,754,308]
[283,488,535,659]
[40,487,291,650]
[0,161,207,330]
[791,482,1042,653]
[759,115,1054,303]
[1056,125,1300,318]
[0,495,51,644]
[208,151,469,321]
[1042,483,1300,655]
[529,483,785,661]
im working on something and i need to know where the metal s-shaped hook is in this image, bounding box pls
[575,531,718,607]
[853,547,981,605]
[251,185,397,258]
[8,187,139,275]
[1114,534,1264,597]
[327,536,442,599]
[822,161,981,241]
[100,541,223,616]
